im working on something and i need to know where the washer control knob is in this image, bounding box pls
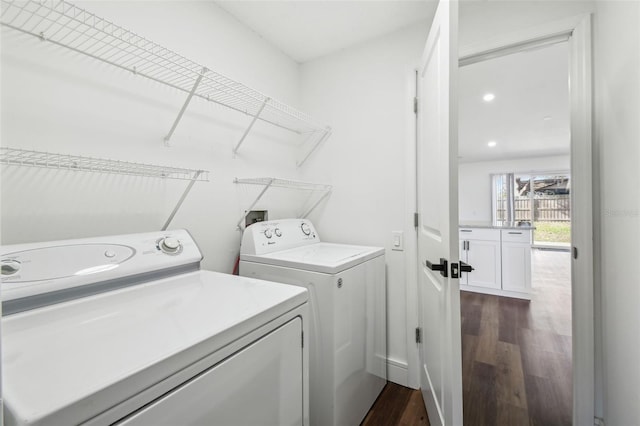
[264,229,273,239]
[274,228,282,237]
[160,237,181,253]
[104,250,116,258]
[301,222,311,236]
[1,260,21,276]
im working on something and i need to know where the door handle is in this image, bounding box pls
[450,261,474,278]
[460,261,474,273]
[426,258,448,278]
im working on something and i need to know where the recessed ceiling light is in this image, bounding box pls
[487,140,497,147]
[483,93,495,102]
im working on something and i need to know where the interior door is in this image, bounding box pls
[416,1,462,425]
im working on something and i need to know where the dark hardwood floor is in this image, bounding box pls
[362,249,571,426]
[462,248,572,426]
[361,382,430,426]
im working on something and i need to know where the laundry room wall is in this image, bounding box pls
[459,155,570,222]
[299,23,428,386]
[1,1,316,273]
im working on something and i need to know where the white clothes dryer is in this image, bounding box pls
[1,230,309,426]
[239,219,386,426]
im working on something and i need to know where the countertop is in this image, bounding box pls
[459,221,535,230]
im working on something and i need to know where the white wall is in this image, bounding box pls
[1,1,311,273]
[459,155,570,222]
[299,23,427,386]
[593,1,640,423]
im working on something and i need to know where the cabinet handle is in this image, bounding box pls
[508,231,523,234]
[461,229,472,232]
[466,241,470,250]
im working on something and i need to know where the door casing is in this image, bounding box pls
[405,13,595,425]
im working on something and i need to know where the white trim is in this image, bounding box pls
[387,358,409,387]
[405,68,420,391]
[459,14,586,60]
[460,285,531,301]
[567,14,595,426]
[460,32,570,67]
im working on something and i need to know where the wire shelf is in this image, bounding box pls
[0,147,209,181]
[0,0,331,162]
[234,177,332,192]
[234,177,332,228]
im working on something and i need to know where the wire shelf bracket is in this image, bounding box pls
[164,67,207,145]
[297,127,332,167]
[232,97,270,157]
[0,147,209,231]
[161,169,203,231]
[234,177,332,229]
[0,0,332,165]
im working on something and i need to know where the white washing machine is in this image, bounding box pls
[1,230,309,426]
[239,219,386,426]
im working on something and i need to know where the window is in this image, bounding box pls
[492,172,571,244]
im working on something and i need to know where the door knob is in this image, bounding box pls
[426,258,448,278]
[460,261,474,273]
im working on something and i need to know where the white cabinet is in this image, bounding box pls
[459,229,501,290]
[459,227,532,299]
[501,230,532,294]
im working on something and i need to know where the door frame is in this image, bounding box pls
[405,13,595,425]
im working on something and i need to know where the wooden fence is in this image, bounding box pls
[496,195,570,222]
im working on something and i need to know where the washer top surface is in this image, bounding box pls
[241,242,384,274]
[3,270,307,426]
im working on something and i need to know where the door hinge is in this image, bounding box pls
[413,96,418,114]
[414,212,419,228]
[415,327,422,344]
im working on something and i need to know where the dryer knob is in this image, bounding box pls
[1,260,21,276]
[264,229,273,239]
[274,228,282,237]
[160,237,182,253]
[301,223,311,236]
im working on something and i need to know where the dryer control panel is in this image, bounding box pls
[240,219,320,255]
[1,229,202,312]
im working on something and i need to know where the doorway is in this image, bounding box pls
[458,40,573,424]
[405,12,593,425]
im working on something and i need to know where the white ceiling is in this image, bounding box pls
[459,42,570,162]
[215,1,437,63]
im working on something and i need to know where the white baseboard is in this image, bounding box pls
[387,357,409,387]
[460,284,531,300]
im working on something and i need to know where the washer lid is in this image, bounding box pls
[240,242,384,274]
[2,271,307,426]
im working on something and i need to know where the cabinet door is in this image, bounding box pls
[465,239,501,289]
[501,242,531,293]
